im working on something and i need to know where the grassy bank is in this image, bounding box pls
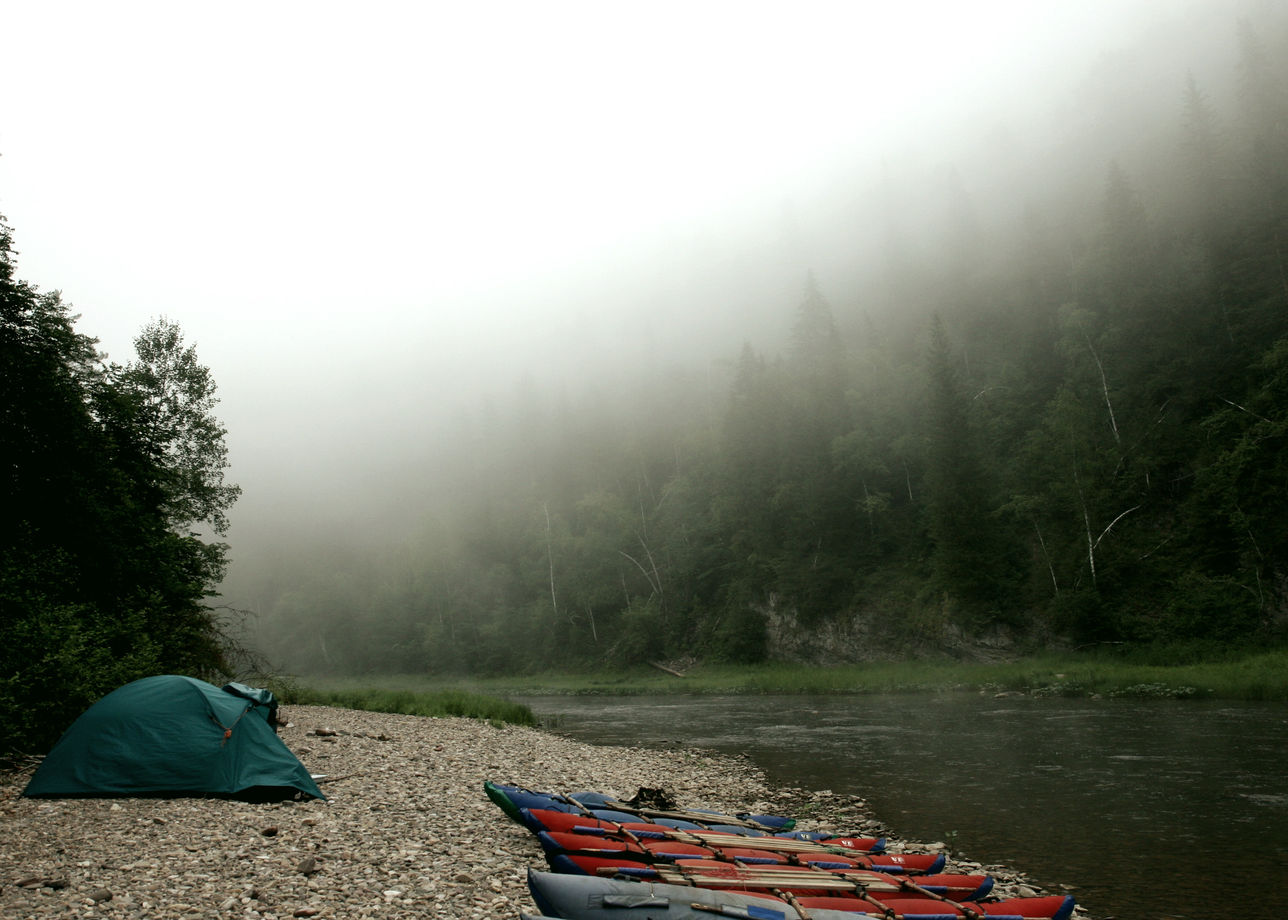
[278,684,539,727]
[289,644,1288,704]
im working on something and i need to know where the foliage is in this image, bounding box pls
[0,222,238,754]
[233,5,1288,677]
[106,319,242,537]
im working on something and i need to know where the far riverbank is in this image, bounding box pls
[290,644,1288,702]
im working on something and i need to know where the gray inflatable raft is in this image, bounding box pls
[523,869,1077,920]
[529,869,910,920]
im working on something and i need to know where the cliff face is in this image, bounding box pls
[761,598,1038,664]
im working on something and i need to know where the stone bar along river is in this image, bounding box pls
[515,692,1288,920]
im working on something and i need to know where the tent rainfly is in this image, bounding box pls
[22,675,324,800]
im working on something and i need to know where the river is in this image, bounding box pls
[514,693,1288,920]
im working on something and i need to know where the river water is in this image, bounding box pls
[514,693,1288,920]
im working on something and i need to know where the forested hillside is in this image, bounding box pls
[236,12,1288,674]
[0,229,240,752]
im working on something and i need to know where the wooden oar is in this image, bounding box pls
[770,888,813,920]
[642,863,905,892]
[630,862,988,919]
[547,811,879,856]
[556,829,844,855]
[550,792,598,815]
[687,831,876,856]
[690,904,805,920]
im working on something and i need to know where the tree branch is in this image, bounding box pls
[618,550,660,598]
[1082,330,1121,446]
[1093,505,1140,551]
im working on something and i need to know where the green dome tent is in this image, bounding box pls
[23,675,324,800]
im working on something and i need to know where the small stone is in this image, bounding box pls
[88,888,113,903]
[293,909,321,917]
[297,856,319,875]
[261,826,279,836]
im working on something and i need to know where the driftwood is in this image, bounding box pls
[648,660,686,678]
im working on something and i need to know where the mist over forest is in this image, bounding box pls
[206,2,1288,674]
[4,3,1288,711]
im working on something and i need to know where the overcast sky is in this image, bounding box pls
[3,0,1194,540]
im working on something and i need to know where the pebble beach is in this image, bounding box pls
[0,705,1076,919]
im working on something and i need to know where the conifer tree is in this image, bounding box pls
[923,315,1013,624]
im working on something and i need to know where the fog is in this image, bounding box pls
[0,1,1260,582]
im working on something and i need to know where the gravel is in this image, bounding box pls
[0,705,1078,919]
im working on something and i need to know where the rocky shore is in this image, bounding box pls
[1,705,1077,919]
